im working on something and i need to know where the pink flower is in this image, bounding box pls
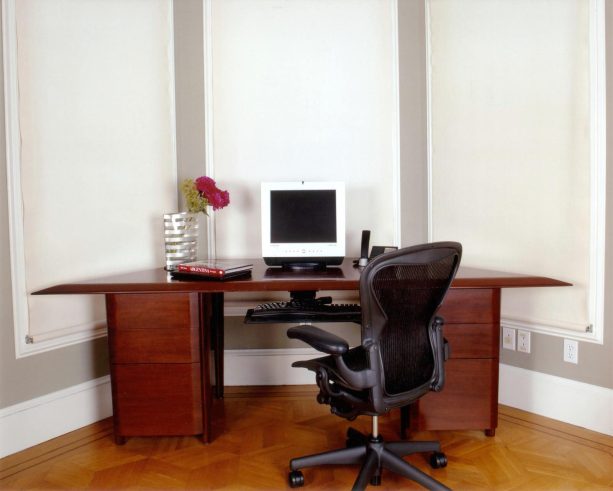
[210,189,230,210]
[195,176,230,210]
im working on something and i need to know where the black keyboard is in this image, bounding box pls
[245,300,361,324]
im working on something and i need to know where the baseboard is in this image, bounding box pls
[224,348,319,386]
[3,355,610,459]
[0,376,112,459]
[0,350,317,458]
[499,363,612,436]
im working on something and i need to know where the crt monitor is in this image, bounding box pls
[261,181,346,268]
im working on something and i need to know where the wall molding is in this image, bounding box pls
[202,0,216,260]
[389,0,401,246]
[2,0,30,359]
[587,0,607,345]
[0,376,112,459]
[499,363,612,436]
[501,317,597,344]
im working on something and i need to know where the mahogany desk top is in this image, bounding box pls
[33,258,570,295]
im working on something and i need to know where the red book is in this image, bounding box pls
[175,260,253,279]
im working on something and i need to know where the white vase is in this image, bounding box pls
[163,212,199,270]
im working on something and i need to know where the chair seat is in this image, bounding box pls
[292,346,373,419]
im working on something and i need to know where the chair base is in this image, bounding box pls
[289,428,450,491]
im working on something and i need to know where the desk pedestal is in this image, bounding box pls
[106,292,214,443]
[406,288,500,436]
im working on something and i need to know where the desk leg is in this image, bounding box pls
[211,292,225,398]
[198,293,213,443]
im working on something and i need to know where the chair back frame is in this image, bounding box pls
[358,242,462,414]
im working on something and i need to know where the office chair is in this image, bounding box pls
[286,242,462,490]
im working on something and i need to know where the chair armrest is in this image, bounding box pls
[287,325,349,356]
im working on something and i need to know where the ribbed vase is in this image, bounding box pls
[163,212,199,270]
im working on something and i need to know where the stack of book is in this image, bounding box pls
[171,260,253,280]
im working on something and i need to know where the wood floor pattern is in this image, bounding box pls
[1,386,612,490]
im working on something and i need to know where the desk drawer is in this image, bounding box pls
[412,358,498,432]
[107,293,200,330]
[112,363,202,436]
[110,327,200,363]
[444,323,498,359]
[438,289,499,324]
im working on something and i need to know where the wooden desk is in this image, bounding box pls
[34,259,569,443]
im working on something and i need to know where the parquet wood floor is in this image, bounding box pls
[1,386,612,490]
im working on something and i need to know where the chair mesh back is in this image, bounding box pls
[372,255,457,395]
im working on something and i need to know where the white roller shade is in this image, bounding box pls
[429,0,600,335]
[206,0,400,258]
[7,0,177,349]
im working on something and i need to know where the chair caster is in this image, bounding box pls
[430,451,448,469]
[288,470,305,488]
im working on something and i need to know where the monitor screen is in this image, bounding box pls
[270,190,337,243]
[261,182,345,267]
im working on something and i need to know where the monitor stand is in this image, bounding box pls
[281,261,327,272]
[289,290,318,302]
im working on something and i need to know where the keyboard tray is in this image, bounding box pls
[244,301,361,324]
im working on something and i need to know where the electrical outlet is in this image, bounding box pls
[502,327,516,350]
[564,339,578,364]
[517,330,531,353]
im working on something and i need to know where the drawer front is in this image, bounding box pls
[438,289,499,324]
[107,293,199,330]
[412,358,498,431]
[112,363,202,436]
[110,327,200,363]
[444,323,498,359]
